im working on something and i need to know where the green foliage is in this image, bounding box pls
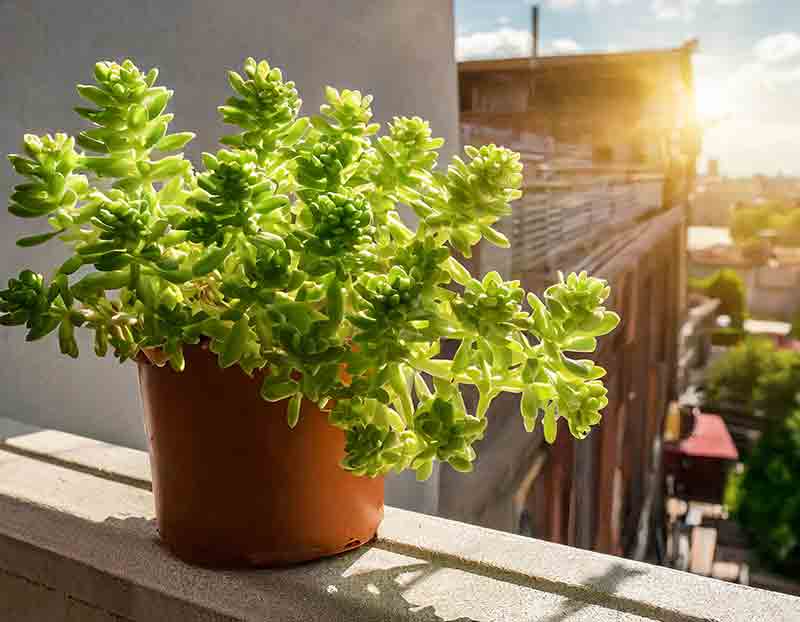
[710,327,745,347]
[730,200,800,248]
[705,336,800,419]
[690,268,747,328]
[2,58,620,479]
[726,411,800,576]
[730,206,767,244]
[777,210,800,246]
[704,338,778,412]
[754,349,800,418]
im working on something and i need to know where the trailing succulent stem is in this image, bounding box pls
[2,58,620,479]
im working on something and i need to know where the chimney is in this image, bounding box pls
[531,5,540,58]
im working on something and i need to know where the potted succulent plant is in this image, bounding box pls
[1,58,619,567]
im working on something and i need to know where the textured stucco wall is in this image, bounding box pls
[0,0,458,514]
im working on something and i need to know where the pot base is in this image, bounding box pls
[157,520,380,568]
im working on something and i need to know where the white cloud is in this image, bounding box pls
[456,28,532,61]
[650,0,747,19]
[731,63,800,89]
[525,0,579,8]
[527,0,747,13]
[769,67,800,84]
[693,56,800,142]
[529,0,632,8]
[693,53,723,71]
[455,29,585,61]
[651,0,701,20]
[754,33,800,64]
[543,0,580,8]
[549,38,583,54]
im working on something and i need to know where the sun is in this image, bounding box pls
[694,79,730,125]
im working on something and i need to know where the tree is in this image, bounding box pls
[726,411,800,577]
[790,310,800,340]
[690,269,747,328]
[778,210,800,247]
[730,206,766,244]
[704,338,778,412]
[729,199,800,248]
[754,350,800,418]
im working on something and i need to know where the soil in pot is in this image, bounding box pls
[137,343,384,567]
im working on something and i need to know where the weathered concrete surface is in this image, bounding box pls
[0,569,131,622]
[0,423,798,621]
[0,417,150,489]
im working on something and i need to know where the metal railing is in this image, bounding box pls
[511,171,665,275]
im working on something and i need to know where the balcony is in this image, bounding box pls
[1,417,797,621]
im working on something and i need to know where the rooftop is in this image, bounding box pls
[688,226,733,252]
[666,413,739,461]
[457,40,698,74]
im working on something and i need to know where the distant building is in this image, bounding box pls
[693,175,800,228]
[758,175,800,202]
[442,43,697,559]
[687,226,800,321]
[459,41,699,189]
[693,177,763,227]
[664,411,739,503]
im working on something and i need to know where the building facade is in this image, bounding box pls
[441,43,697,558]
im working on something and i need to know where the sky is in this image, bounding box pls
[455,0,800,178]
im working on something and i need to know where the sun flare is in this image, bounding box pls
[695,79,730,124]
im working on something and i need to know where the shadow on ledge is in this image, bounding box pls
[104,515,477,620]
[533,562,649,622]
[104,515,660,622]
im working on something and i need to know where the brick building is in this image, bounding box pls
[438,42,698,559]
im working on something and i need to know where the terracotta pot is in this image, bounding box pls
[137,343,384,567]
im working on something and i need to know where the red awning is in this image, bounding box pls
[669,413,739,461]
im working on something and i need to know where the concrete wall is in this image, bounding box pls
[750,265,800,319]
[0,0,458,514]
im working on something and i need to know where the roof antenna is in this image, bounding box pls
[531,5,540,58]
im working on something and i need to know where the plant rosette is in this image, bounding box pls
[2,58,620,482]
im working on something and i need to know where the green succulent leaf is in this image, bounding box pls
[287,393,302,428]
[220,316,249,368]
[16,229,64,247]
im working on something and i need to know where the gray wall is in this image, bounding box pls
[0,0,458,514]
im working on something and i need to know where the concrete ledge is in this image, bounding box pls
[0,419,798,621]
[0,416,150,490]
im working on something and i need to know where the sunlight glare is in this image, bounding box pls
[695,79,731,124]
